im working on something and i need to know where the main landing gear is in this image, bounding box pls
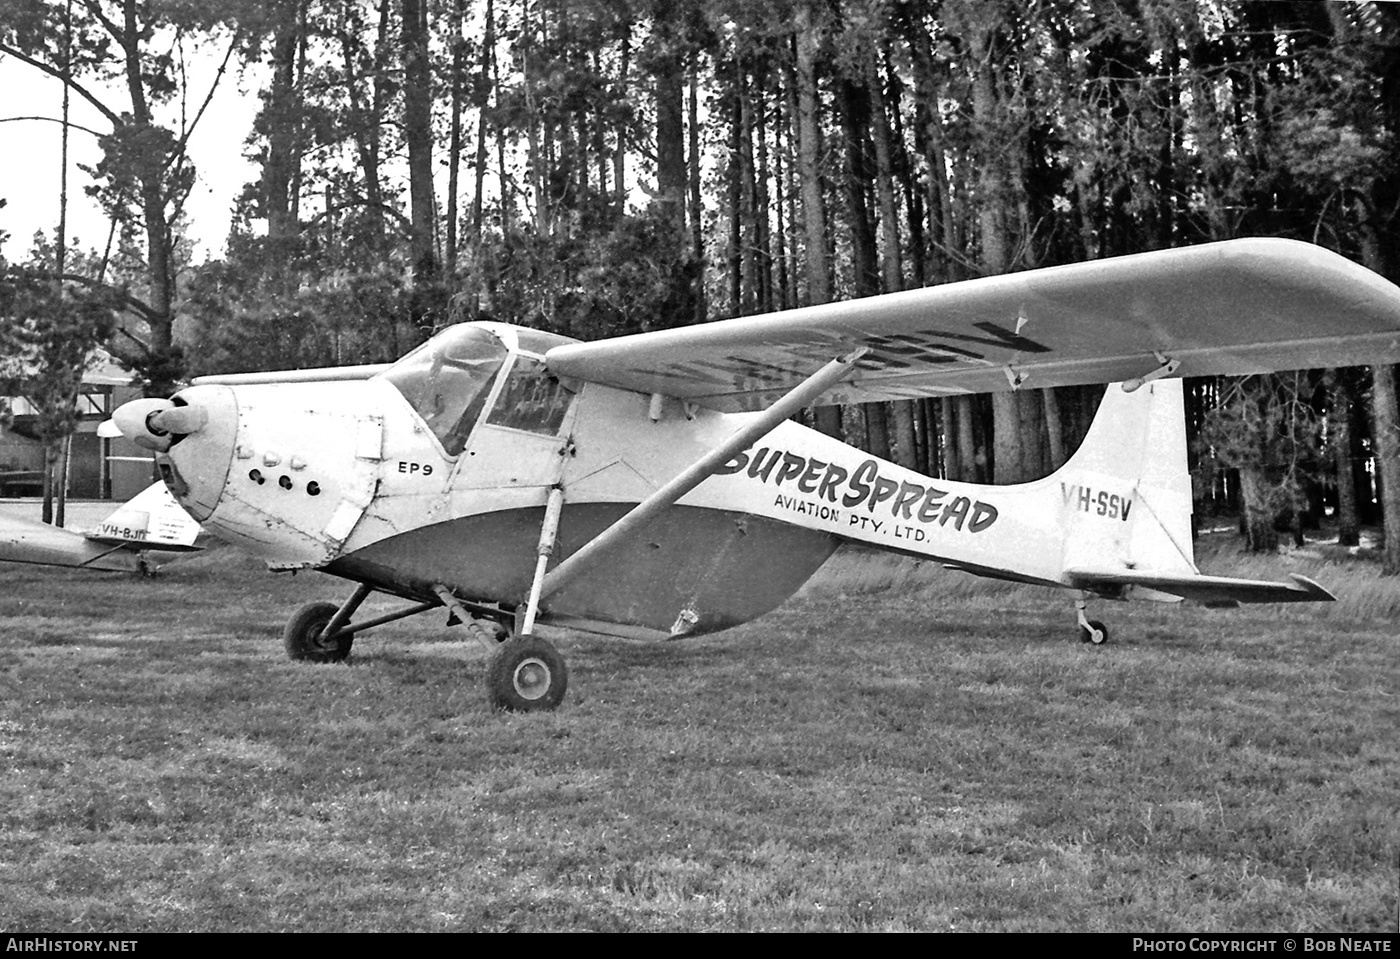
[1074,594,1110,645]
[484,634,568,712]
[284,601,355,663]
[281,579,571,713]
[433,584,570,712]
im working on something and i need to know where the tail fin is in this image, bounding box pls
[1052,378,1197,581]
[82,482,203,551]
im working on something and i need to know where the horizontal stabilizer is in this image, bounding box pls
[0,515,142,572]
[1065,567,1335,605]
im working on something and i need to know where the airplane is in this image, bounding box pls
[0,481,202,573]
[100,237,1400,712]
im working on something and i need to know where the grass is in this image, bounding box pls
[0,533,1396,931]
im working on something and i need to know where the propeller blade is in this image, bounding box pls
[109,397,176,452]
[96,419,123,438]
[149,405,208,435]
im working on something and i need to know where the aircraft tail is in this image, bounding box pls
[0,483,203,574]
[0,514,145,572]
[81,482,203,552]
[1047,380,1329,604]
[1050,379,1197,585]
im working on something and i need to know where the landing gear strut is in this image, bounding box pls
[285,580,566,712]
[283,583,438,664]
[476,484,571,712]
[1075,595,1110,645]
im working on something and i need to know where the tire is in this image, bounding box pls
[284,601,353,663]
[486,635,568,712]
[1079,619,1109,645]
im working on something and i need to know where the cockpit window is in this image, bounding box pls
[379,326,507,456]
[486,356,573,435]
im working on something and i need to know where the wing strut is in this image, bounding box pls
[534,348,868,607]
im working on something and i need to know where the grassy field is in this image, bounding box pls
[0,535,1395,932]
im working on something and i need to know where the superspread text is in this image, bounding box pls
[719,447,998,534]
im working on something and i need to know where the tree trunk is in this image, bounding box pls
[838,76,879,299]
[1355,198,1400,568]
[960,11,1042,483]
[117,0,177,394]
[736,61,759,316]
[794,2,831,306]
[445,0,466,278]
[793,3,841,438]
[752,62,774,314]
[469,0,495,268]
[54,435,69,528]
[41,440,56,526]
[1327,370,1360,547]
[940,399,959,480]
[1371,364,1400,570]
[402,0,437,306]
[865,402,891,460]
[726,62,744,315]
[339,0,389,247]
[614,29,631,217]
[1042,388,1066,469]
[865,47,918,469]
[264,5,302,242]
[1237,468,1280,552]
[651,0,687,234]
[688,51,705,324]
[650,0,693,328]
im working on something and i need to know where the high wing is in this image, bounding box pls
[543,238,1400,412]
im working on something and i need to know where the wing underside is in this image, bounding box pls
[544,239,1400,411]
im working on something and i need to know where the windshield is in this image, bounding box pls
[379,326,507,456]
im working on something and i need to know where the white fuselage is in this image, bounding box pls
[156,360,1187,640]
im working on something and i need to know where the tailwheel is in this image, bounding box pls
[1074,594,1109,646]
[284,601,354,663]
[486,634,568,712]
[1079,619,1109,645]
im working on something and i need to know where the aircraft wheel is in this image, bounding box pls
[284,601,353,663]
[1079,619,1109,645]
[486,635,568,712]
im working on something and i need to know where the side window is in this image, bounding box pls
[486,357,572,436]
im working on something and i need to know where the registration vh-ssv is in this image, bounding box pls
[100,238,1400,711]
